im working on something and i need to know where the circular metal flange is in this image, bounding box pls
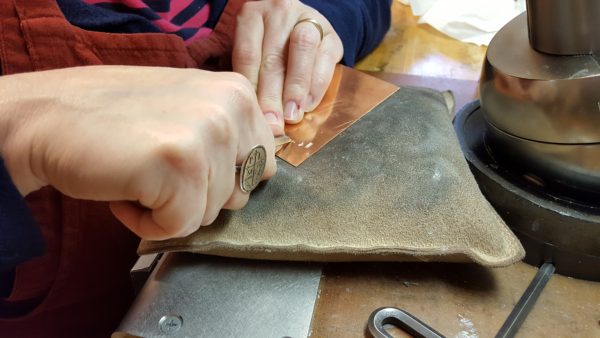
[481,12,600,144]
[454,101,600,281]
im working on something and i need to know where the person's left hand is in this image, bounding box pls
[233,0,343,135]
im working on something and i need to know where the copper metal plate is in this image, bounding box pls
[276,65,398,166]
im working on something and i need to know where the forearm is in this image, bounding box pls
[300,0,392,66]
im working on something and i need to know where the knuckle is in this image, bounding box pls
[225,193,249,211]
[152,206,199,239]
[261,52,286,74]
[335,46,344,61]
[175,222,199,238]
[328,39,345,62]
[272,0,293,10]
[287,69,310,87]
[312,72,329,89]
[233,43,260,67]
[204,104,236,144]
[290,26,320,51]
[201,209,220,226]
[321,47,340,63]
[284,81,307,100]
[156,116,232,175]
[259,89,282,101]
[157,138,204,176]
[238,2,259,19]
[222,72,256,105]
[259,92,283,109]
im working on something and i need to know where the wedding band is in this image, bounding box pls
[235,145,267,193]
[294,18,324,42]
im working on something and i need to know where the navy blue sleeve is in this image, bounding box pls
[0,158,44,271]
[300,0,392,66]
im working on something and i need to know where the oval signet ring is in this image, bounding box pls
[235,145,267,193]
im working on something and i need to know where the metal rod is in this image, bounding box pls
[495,263,555,338]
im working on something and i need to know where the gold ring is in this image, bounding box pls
[235,145,267,193]
[294,18,324,42]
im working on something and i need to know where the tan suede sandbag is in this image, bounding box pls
[138,87,525,267]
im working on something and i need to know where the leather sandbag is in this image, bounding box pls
[138,87,525,266]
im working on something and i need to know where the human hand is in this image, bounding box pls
[0,66,276,240]
[233,0,343,134]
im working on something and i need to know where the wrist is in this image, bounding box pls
[0,72,57,196]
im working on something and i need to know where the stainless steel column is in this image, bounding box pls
[527,0,600,55]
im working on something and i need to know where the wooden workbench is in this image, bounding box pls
[310,3,600,337]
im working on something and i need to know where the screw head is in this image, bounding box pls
[159,315,183,334]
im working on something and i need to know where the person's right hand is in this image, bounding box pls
[0,66,276,240]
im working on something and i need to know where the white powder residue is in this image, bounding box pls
[454,314,479,338]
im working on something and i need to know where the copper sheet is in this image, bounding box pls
[276,65,398,166]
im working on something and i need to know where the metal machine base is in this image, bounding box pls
[454,101,600,281]
[114,253,323,337]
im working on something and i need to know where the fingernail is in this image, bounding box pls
[284,101,299,121]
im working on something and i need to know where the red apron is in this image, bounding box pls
[0,0,246,336]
